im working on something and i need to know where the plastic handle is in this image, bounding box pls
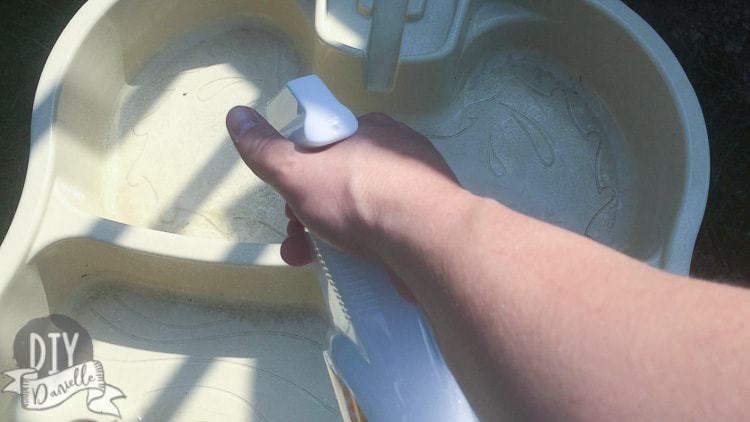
[284,75,359,148]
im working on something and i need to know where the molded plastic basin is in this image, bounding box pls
[0,0,708,420]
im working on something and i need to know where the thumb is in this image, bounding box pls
[226,105,300,188]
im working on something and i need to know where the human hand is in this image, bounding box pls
[226,106,460,266]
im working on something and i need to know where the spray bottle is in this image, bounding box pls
[266,74,476,421]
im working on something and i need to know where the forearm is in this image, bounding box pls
[379,187,750,420]
[226,107,750,420]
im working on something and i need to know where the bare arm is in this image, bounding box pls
[227,107,750,421]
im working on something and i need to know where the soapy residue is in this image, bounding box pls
[408,53,633,248]
[104,26,301,243]
[104,23,631,248]
[59,282,338,421]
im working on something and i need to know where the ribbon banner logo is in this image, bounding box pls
[2,315,125,418]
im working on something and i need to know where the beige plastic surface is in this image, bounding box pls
[0,0,708,420]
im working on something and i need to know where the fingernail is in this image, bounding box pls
[227,106,260,142]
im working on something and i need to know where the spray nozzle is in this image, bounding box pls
[267,75,358,149]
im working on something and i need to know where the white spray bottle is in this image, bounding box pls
[266,74,476,422]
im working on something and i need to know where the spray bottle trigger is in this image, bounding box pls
[284,75,359,149]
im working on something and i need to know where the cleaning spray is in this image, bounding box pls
[265,74,476,421]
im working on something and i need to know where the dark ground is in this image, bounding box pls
[621,0,750,282]
[0,0,748,280]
